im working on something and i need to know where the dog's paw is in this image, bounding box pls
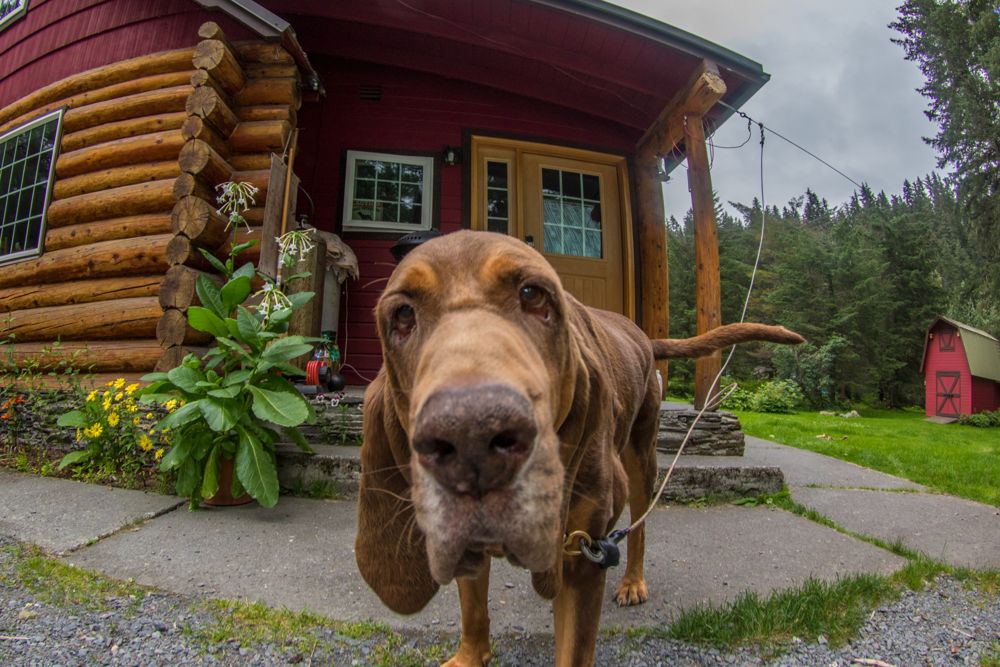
[613,577,649,607]
[441,643,491,666]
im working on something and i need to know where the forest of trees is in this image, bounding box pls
[666,174,999,409]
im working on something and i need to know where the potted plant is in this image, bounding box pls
[141,182,318,509]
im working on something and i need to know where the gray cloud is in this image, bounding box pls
[614,1,942,219]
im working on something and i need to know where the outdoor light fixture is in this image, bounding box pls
[443,145,462,166]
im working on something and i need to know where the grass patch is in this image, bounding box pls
[0,543,145,612]
[982,642,1000,667]
[736,407,1000,506]
[662,573,892,649]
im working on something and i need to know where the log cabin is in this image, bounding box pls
[0,0,768,401]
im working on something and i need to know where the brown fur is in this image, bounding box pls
[356,231,803,666]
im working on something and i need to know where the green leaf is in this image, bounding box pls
[198,248,229,276]
[207,384,242,399]
[223,369,253,387]
[167,366,204,394]
[286,291,314,310]
[159,436,193,472]
[176,457,202,499]
[230,239,259,257]
[187,307,229,337]
[198,396,241,432]
[247,382,309,427]
[201,445,220,500]
[196,274,225,319]
[262,336,314,364]
[282,426,314,454]
[235,425,279,508]
[139,371,170,384]
[56,410,87,427]
[232,262,256,281]
[58,449,91,470]
[156,400,203,430]
[221,275,252,314]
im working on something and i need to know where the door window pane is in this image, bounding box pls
[540,167,602,258]
[486,161,510,234]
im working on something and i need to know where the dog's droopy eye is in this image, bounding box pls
[519,285,550,320]
[392,304,416,341]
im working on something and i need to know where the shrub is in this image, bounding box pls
[749,379,804,414]
[720,387,755,411]
[958,409,1000,428]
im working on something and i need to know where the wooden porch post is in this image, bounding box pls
[635,153,670,394]
[685,115,722,409]
[635,60,727,402]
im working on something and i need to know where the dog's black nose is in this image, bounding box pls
[412,384,537,497]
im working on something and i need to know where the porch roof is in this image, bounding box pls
[250,0,768,152]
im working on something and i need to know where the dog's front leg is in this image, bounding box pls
[553,555,607,666]
[443,558,492,666]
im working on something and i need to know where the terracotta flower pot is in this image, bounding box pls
[203,454,253,507]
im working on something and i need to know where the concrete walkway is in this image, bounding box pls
[1,437,997,635]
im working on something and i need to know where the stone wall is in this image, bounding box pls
[656,409,745,456]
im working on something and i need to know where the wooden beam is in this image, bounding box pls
[636,61,727,162]
[685,115,723,410]
[634,153,669,395]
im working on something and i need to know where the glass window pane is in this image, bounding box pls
[542,168,560,195]
[487,219,508,234]
[352,201,375,220]
[584,203,601,230]
[582,174,600,201]
[487,161,507,188]
[400,164,423,182]
[399,202,417,224]
[378,203,399,222]
[585,231,602,258]
[563,227,583,255]
[376,161,399,180]
[544,223,561,255]
[561,171,581,198]
[356,160,376,179]
[487,190,507,219]
[354,178,375,199]
[376,180,398,201]
[400,183,422,205]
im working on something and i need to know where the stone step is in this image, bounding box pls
[276,444,783,504]
[303,397,747,456]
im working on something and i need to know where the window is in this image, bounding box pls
[0,0,29,32]
[541,167,603,258]
[0,108,61,265]
[342,151,433,233]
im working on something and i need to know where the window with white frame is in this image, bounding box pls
[0,109,61,264]
[342,151,433,232]
[0,0,29,32]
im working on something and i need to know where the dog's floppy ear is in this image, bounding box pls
[355,372,439,614]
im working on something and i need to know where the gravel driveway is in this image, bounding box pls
[1,535,996,666]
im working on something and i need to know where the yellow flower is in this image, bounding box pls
[75,428,82,442]
[86,390,98,402]
[113,378,126,390]
[125,383,139,395]
[154,448,165,461]
[105,380,116,388]
[164,399,178,412]
[126,402,138,414]
[114,392,123,402]
[132,416,141,426]
[138,434,153,452]
[102,398,112,412]
[145,413,154,420]
[84,423,103,439]
[107,412,120,427]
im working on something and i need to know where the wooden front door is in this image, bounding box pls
[471,138,632,316]
[935,371,961,417]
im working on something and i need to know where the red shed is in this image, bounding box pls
[921,317,1000,418]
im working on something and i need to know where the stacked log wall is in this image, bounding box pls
[0,47,198,379]
[157,22,301,370]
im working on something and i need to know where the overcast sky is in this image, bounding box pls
[611,1,942,221]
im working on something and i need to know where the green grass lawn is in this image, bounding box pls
[734,407,1000,507]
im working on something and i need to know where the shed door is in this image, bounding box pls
[935,371,961,417]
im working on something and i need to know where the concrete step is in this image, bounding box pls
[276,444,783,504]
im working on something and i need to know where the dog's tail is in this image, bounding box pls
[651,323,805,360]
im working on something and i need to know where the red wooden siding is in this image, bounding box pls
[971,376,1000,413]
[923,323,973,416]
[0,0,252,110]
[295,58,638,383]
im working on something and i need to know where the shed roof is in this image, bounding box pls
[923,316,1000,383]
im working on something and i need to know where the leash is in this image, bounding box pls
[564,114,769,569]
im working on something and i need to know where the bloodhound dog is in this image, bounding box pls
[356,230,802,666]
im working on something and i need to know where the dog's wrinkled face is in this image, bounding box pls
[375,231,575,584]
